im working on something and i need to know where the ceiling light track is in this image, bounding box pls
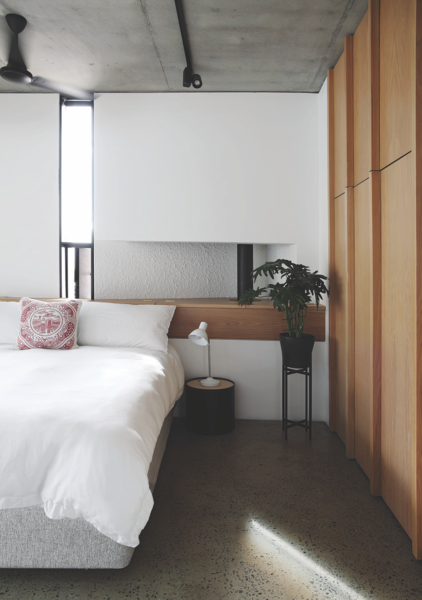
[174,0,202,89]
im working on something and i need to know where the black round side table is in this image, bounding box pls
[185,378,235,435]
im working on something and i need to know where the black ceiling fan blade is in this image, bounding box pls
[31,77,94,100]
[1,14,93,99]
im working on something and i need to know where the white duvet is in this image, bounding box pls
[0,343,184,547]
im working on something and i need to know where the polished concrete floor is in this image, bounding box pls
[1,419,422,599]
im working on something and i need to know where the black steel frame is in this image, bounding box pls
[174,0,193,72]
[237,244,254,301]
[282,360,312,441]
[59,98,94,300]
[174,0,201,87]
[61,242,92,299]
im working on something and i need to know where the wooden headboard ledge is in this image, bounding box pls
[0,297,326,342]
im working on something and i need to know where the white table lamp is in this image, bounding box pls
[188,322,220,387]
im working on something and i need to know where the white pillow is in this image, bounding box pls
[0,301,21,344]
[77,302,176,353]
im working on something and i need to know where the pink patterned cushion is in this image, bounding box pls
[17,298,82,350]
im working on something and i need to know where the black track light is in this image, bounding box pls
[183,66,192,88]
[174,0,203,90]
[192,74,202,89]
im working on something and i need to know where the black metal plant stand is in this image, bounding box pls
[282,360,312,441]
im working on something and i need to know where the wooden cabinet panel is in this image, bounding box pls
[414,0,422,559]
[381,153,416,536]
[334,38,354,197]
[354,179,371,477]
[354,12,371,186]
[333,194,348,444]
[380,0,415,168]
[353,0,381,184]
[334,52,347,197]
[369,170,382,496]
[329,0,421,558]
[333,190,354,455]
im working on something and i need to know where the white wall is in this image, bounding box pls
[94,90,329,424]
[94,93,319,269]
[0,95,60,298]
[171,339,328,422]
[0,88,329,423]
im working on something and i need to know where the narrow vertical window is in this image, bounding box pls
[60,100,93,299]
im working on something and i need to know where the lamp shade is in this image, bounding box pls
[188,322,209,346]
[187,321,219,387]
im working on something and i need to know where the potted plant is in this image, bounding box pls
[238,259,329,368]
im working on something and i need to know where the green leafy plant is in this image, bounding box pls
[238,259,330,338]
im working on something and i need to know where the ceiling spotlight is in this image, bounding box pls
[192,74,202,89]
[183,66,192,88]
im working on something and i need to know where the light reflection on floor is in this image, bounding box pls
[249,519,368,600]
[1,420,422,599]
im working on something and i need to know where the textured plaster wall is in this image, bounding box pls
[95,241,237,299]
[95,241,296,299]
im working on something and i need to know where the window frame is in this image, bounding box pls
[59,98,94,299]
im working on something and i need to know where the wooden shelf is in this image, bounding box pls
[1,297,326,342]
[96,298,326,342]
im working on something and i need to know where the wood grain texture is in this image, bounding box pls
[353,173,381,492]
[0,297,326,342]
[413,0,422,559]
[334,52,347,197]
[353,0,380,182]
[328,69,337,432]
[167,304,325,341]
[186,379,233,390]
[334,38,354,196]
[354,179,371,477]
[354,11,371,186]
[380,0,416,168]
[381,153,416,537]
[333,193,348,446]
[369,0,380,171]
[370,170,382,496]
[346,186,355,459]
[345,37,355,188]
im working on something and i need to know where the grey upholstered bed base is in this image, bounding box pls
[0,408,174,569]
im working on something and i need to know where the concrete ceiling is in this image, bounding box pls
[0,0,368,94]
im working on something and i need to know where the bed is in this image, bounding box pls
[0,300,185,569]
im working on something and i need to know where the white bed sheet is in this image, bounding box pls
[0,343,184,547]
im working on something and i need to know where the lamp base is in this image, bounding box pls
[200,377,220,387]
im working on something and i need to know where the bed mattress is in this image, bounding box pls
[0,343,184,548]
[0,408,174,569]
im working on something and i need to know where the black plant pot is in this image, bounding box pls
[279,332,315,368]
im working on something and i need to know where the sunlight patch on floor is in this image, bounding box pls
[249,520,368,600]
